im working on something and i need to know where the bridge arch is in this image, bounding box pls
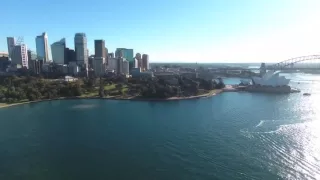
[268,55,320,69]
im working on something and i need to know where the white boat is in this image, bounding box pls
[252,71,290,87]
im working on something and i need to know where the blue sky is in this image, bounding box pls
[1,0,320,62]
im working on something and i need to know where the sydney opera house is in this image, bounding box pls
[242,71,293,93]
[252,71,290,86]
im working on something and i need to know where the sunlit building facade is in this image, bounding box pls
[35,32,50,62]
[51,38,66,64]
[142,54,149,71]
[7,37,15,60]
[74,33,88,68]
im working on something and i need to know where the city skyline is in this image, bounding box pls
[1,0,320,63]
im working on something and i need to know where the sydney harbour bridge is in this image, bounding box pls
[267,55,320,70]
[224,55,320,72]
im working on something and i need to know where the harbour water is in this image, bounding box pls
[0,73,320,180]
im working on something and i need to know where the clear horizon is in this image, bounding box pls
[2,0,320,63]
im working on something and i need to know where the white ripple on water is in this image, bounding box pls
[241,120,320,179]
[71,104,98,109]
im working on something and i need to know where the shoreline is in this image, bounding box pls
[0,89,224,109]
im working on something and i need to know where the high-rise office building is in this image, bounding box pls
[51,38,66,64]
[142,54,149,71]
[123,60,129,75]
[94,40,106,58]
[28,50,42,74]
[88,55,95,69]
[93,57,105,76]
[135,53,142,60]
[117,57,124,75]
[108,53,114,58]
[107,58,117,70]
[35,32,50,62]
[135,53,142,68]
[105,47,108,65]
[74,33,88,67]
[115,48,134,62]
[12,44,28,68]
[65,48,76,64]
[7,37,15,60]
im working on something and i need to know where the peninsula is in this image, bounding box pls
[0,74,225,108]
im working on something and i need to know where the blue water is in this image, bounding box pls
[0,73,320,180]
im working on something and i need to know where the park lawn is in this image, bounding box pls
[104,84,116,91]
[80,91,98,97]
[122,87,129,93]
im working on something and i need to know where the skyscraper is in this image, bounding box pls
[117,57,123,75]
[123,60,129,75]
[135,53,142,68]
[65,48,76,64]
[135,53,142,60]
[74,33,88,67]
[93,40,106,76]
[51,38,66,64]
[142,54,149,71]
[115,48,134,62]
[7,37,15,60]
[12,44,28,68]
[94,40,105,58]
[35,32,50,63]
[105,47,108,65]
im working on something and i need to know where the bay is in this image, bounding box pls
[0,73,320,180]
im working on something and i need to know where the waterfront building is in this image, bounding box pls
[35,32,50,62]
[123,60,129,75]
[142,54,149,71]
[252,71,290,86]
[74,33,88,68]
[7,37,15,60]
[51,38,66,64]
[11,44,28,68]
